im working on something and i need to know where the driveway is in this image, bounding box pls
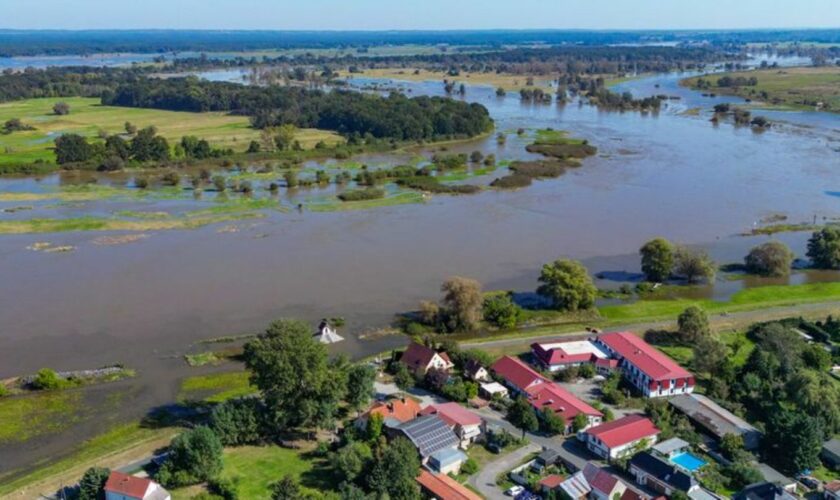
[559,378,634,418]
[373,380,447,406]
[469,442,541,500]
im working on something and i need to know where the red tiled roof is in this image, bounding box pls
[526,382,603,421]
[491,356,546,392]
[104,471,152,499]
[416,469,482,500]
[363,397,422,423]
[825,480,840,493]
[583,463,620,495]
[532,342,597,366]
[585,414,660,449]
[540,474,566,488]
[598,332,692,382]
[420,402,482,427]
[621,489,646,500]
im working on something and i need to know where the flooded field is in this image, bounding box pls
[2,58,840,474]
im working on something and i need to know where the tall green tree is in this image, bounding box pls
[807,227,840,269]
[764,410,823,474]
[78,467,110,500]
[507,397,539,439]
[537,259,597,311]
[440,276,483,332]
[366,437,421,500]
[156,426,223,487]
[271,474,303,500]
[677,306,711,343]
[673,246,716,284]
[745,241,794,277]
[54,133,94,164]
[639,238,674,282]
[346,364,376,414]
[244,319,339,429]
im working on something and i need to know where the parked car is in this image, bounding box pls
[506,485,525,496]
[488,443,502,454]
[796,475,821,490]
[515,493,540,500]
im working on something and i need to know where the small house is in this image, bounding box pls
[479,381,509,400]
[400,342,454,376]
[733,482,798,500]
[428,447,469,475]
[415,469,481,500]
[538,474,566,495]
[583,462,628,500]
[356,396,422,429]
[629,452,698,497]
[464,359,491,382]
[104,471,171,500]
[582,414,660,461]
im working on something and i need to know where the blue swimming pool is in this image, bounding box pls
[671,452,707,472]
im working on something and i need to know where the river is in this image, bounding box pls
[1,55,839,475]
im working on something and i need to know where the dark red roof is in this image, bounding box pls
[104,471,152,499]
[526,382,603,421]
[400,342,450,371]
[491,356,546,392]
[597,332,692,382]
[420,402,482,426]
[583,463,620,495]
[532,341,597,366]
[416,470,482,500]
[585,414,660,448]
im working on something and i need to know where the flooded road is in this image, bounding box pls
[2,60,840,474]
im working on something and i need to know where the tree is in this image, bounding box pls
[507,397,538,438]
[284,170,298,188]
[244,319,339,430]
[673,246,716,283]
[346,364,376,414]
[124,121,137,135]
[537,259,597,311]
[131,127,170,162]
[366,412,384,441]
[807,227,840,269]
[31,368,67,390]
[393,362,415,391]
[78,467,110,500]
[693,336,728,375]
[156,426,223,487]
[334,441,373,483]
[367,437,421,500]
[54,133,94,164]
[763,410,823,474]
[726,460,763,490]
[745,241,794,277]
[209,397,264,446]
[482,293,521,329]
[274,124,298,151]
[572,413,589,433]
[272,475,303,500]
[677,306,711,343]
[640,238,675,282]
[53,101,70,115]
[440,276,483,332]
[719,433,745,460]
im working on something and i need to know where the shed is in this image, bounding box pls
[823,439,840,469]
[669,393,761,450]
[429,447,468,475]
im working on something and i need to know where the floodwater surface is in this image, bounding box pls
[1,58,840,475]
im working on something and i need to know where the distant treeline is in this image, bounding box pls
[0,66,147,103]
[103,77,492,140]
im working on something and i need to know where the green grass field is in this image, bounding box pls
[681,66,840,111]
[0,97,342,165]
[179,371,255,403]
[0,391,83,444]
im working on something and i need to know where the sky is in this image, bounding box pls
[1,0,839,31]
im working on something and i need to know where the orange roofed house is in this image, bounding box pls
[416,469,482,500]
[399,342,455,376]
[104,471,171,500]
[355,396,422,429]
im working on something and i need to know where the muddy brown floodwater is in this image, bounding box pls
[2,64,840,477]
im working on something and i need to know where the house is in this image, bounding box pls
[428,447,469,475]
[734,482,799,500]
[629,452,699,497]
[531,339,611,372]
[526,382,603,433]
[104,471,171,500]
[356,396,422,429]
[824,480,840,500]
[670,393,761,450]
[420,402,484,447]
[391,414,459,462]
[490,355,547,395]
[582,414,660,461]
[823,439,840,469]
[595,332,695,398]
[539,474,566,495]
[755,463,796,492]
[314,319,344,344]
[479,381,509,400]
[537,448,561,467]
[399,342,454,376]
[464,359,491,382]
[415,469,482,500]
[583,462,628,500]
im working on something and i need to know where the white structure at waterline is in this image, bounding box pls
[314,319,344,344]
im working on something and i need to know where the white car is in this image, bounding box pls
[506,485,525,496]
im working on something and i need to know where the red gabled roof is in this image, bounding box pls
[526,382,603,421]
[598,332,692,381]
[416,469,482,500]
[585,414,660,449]
[491,356,546,392]
[532,341,597,366]
[401,342,450,371]
[363,397,422,424]
[583,463,620,495]
[104,471,152,499]
[420,402,482,427]
[539,474,566,488]
[621,489,646,500]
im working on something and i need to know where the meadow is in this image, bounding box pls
[0,97,342,165]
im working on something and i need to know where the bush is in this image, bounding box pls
[509,160,566,178]
[209,398,265,446]
[537,259,598,311]
[337,188,385,202]
[745,241,794,276]
[208,477,239,500]
[31,368,68,390]
[460,458,479,475]
[482,293,521,329]
[490,174,532,189]
[807,227,840,269]
[156,426,223,487]
[397,176,480,194]
[53,101,70,115]
[78,466,110,500]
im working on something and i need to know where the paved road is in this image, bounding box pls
[469,442,541,500]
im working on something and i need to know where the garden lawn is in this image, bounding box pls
[217,445,335,498]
